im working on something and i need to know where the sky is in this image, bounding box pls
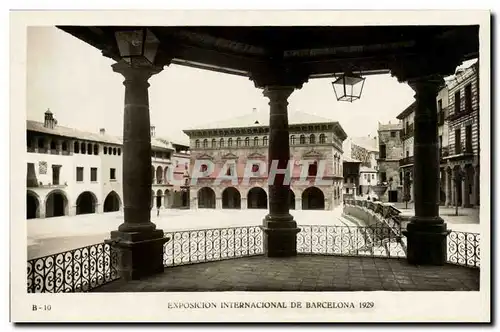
[26,26,417,145]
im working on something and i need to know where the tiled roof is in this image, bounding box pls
[185,110,339,130]
[350,136,378,152]
[396,101,416,120]
[27,120,174,150]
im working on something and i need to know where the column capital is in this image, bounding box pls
[112,60,164,84]
[263,86,295,102]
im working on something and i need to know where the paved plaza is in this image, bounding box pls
[27,205,481,259]
[94,255,480,292]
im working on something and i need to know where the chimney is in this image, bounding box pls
[99,128,106,135]
[43,108,56,129]
[150,126,156,138]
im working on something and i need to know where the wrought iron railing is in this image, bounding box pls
[27,242,119,293]
[447,231,480,268]
[399,155,414,166]
[344,198,480,268]
[297,225,407,258]
[163,226,263,267]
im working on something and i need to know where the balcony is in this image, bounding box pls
[400,126,414,141]
[440,146,450,159]
[447,106,474,122]
[399,156,414,167]
[438,111,445,126]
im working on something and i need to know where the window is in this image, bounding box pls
[228,138,233,147]
[299,135,306,144]
[380,172,387,183]
[110,168,116,180]
[309,134,315,144]
[219,138,224,147]
[87,143,92,155]
[90,167,97,182]
[104,146,107,154]
[254,137,259,146]
[50,141,56,150]
[379,144,387,159]
[406,150,410,158]
[344,177,347,183]
[93,144,98,155]
[74,141,79,153]
[81,143,86,154]
[195,139,200,148]
[113,148,117,155]
[52,165,61,185]
[252,164,260,173]
[62,141,68,152]
[211,139,216,148]
[455,128,461,154]
[236,138,241,147]
[200,164,208,172]
[364,174,367,179]
[244,137,249,146]
[226,165,233,176]
[319,134,326,144]
[203,139,208,148]
[263,136,268,146]
[372,174,374,179]
[454,91,461,114]
[438,99,443,112]
[439,135,443,149]
[76,167,84,182]
[465,124,472,152]
[465,83,472,112]
[118,148,121,156]
[290,135,296,145]
[346,188,349,194]
[308,161,318,176]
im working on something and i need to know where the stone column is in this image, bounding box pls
[216,197,223,209]
[403,77,449,265]
[241,197,248,210]
[261,86,300,257]
[105,61,168,280]
[295,198,302,210]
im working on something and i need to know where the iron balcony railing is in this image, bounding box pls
[399,156,414,166]
[27,242,119,293]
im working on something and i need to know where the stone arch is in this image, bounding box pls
[222,187,241,209]
[45,189,69,218]
[27,190,40,219]
[302,186,325,210]
[76,191,98,215]
[289,188,296,210]
[156,189,163,209]
[309,134,316,144]
[300,134,306,144]
[103,191,121,212]
[156,165,163,184]
[198,187,216,209]
[203,139,208,148]
[164,189,171,208]
[319,133,326,144]
[247,187,267,209]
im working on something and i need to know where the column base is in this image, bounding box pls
[403,219,450,266]
[261,215,300,257]
[105,229,170,280]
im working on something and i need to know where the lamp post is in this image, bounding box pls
[331,71,366,102]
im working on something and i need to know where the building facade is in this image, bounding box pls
[342,156,361,200]
[441,60,480,208]
[376,122,403,202]
[183,110,347,211]
[26,110,190,219]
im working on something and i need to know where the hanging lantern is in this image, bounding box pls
[114,28,160,66]
[331,71,366,102]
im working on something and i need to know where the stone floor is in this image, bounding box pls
[93,255,480,292]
